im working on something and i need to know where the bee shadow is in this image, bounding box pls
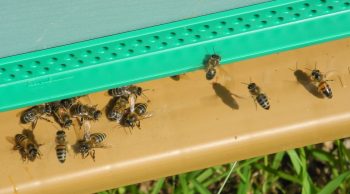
[212,83,239,110]
[293,69,324,99]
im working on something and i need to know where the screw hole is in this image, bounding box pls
[61,63,67,67]
[212,31,218,35]
[128,49,134,53]
[237,17,243,22]
[35,61,41,65]
[78,60,84,64]
[278,17,284,21]
[187,28,193,32]
[161,42,168,46]
[261,20,267,25]
[52,57,58,61]
[327,6,334,10]
[245,24,251,29]
[304,3,310,7]
[254,14,260,18]
[170,32,176,37]
[294,13,301,17]
[311,10,317,14]
[178,39,184,43]
[10,74,15,78]
[220,21,227,25]
[95,56,101,61]
[137,39,143,43]
[153,36,159,40]
[228,28,234,32]
[270,10,277,15]
[287,7,293,11]
[195,34,201,39]
[17,64,24,68]
[111,53,117,57]
[86,50,92,54]
[27,71,32,75]
[119,43,126,47]
[204,25,210,29]
[44,67,50,71]
[145,46,151,50]
[69,54,75,58]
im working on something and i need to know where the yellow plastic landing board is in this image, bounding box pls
[1,38,350,194]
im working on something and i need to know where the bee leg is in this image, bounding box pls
[32,118,38,130]
[40,116,53,123]
[136,121,141,129]
[250,95,258,110]
[91,150,96,162]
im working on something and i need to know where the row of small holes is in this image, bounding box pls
[0,0,349,82]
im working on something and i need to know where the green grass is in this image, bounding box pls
[98,138,350,194]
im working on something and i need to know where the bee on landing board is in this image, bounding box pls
[121,103,151,130]
[242,80,270,110]
[70,103,102,122]
[20,104,53,129]
[205,54,221,80]
[106,96,129,123]
[308,67,333,99]
[108,85,150,103]
[8,129,42,162]
[73,120,109,161]
[55,130,68,163]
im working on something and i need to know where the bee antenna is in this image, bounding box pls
[213,47,217,55]
[141,93,151,103]
[305,67,313,72]
[240,82,249,85]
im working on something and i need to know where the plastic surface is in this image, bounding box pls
[0,0,350,112]
[0,38,350,194]
[0,0,270,58]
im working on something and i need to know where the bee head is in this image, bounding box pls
[311,69,322,81]
[27,144,38,160]
[211,54,221,61]
[56,130,66,137]
[64,120,73,128]
[136,87,143,96]
[93,110,102,120]
[79,141,90,154]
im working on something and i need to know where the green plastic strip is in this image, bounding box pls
[1,0,350,112]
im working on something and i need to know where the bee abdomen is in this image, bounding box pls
[319,82,333,99]
[90,133,106,143]
[256,94,270,110]
[134,103,147,116]
[108,88,125,97]
[56,145,67,163]
[206,68,216,80]
[15,134,27,145]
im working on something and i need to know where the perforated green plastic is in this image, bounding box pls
[0,0,350,111]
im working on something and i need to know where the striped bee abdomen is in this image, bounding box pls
[56,144,67,163]
[319,81,333,99]
[90,133,107,144]
[256,94,270,110]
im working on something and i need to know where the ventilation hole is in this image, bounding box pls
[320,0,327,3]
[103,46,109,51]
[187,28,193,33]
[327,6,334,10]
[220,21,227,26]
[204,25,210,29]
[10,74,15,78]
[244,24,251,29]
[261,20,267,25]
[254,14,260,18]
[311,10,317,14]
[137,39,143,43]
[78,60,84,64]
[228,28,234,32]
[345,2,350,7]
[278,17,284,21]
[27,71,32,75]
[212,31,218,35]
[52,57,58,62]
[95,56,101,61]
[61,63,67,67]
[270,10,277,15]
[111,53,118,57]
[119,43,126,48]
[287,7,293,11]
[69,54,75,58]
[178,39,184,43]
[237,18,243,22]
[1,68,6,72]
[144,46,151,50]
[153,36,160,40]
[170,32,176,37]
[128,49,134,53]
[304,3,310,7]
[17,64,24,68]
[35,61,41,65]
[44,67,50,71]
[161,42,167,46]
[294,13,301,18]
[86,50,92,54]
[195,34,201,39]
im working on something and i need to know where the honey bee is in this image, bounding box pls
[310,68,333,99]
[21,104,53,129]
[55,130,68,163]
[121,103,151,129]
[242,81,270,110]
[60,97,80,110]
[52,106,73,129]
[205,54,221,80]
[70,103,102,121]
[11,130,42,161]
[108,85,150,102]
[106,96,129,122]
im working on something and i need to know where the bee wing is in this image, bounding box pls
[73,118,85,140]
[140,111,153,120]
[78,95,92,105]
[93,143,112,149]
[6,136,16,145]
[129,94,136,113]
[81,120,92,141]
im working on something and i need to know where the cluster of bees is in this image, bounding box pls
[8,85,151,163]
[8,52,335,163]
[203,54,333,110]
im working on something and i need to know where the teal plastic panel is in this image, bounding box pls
[1,0,350,112]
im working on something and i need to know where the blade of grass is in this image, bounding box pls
[309,149,337,166]
[272,152,285,169]
[191,179,211,194]
[318,171,350,194]
[151,178,165,194]
[287,150,302,175]
[237,165,251,194]
[196,168,214,183]
[179,174,189,194]
[254,163,302,184]
[299,148,316,194]
[217,161,238,194]
[118,187,126,194]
